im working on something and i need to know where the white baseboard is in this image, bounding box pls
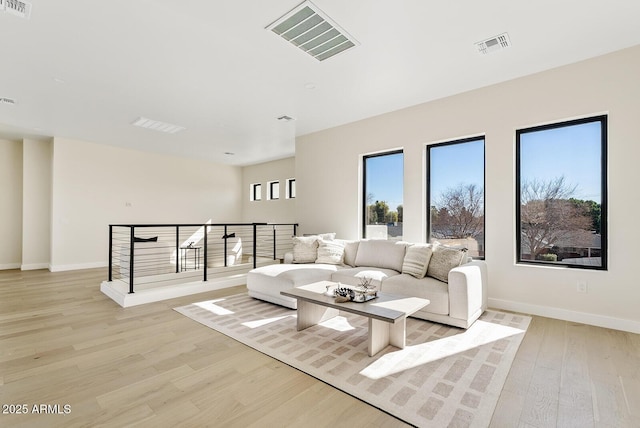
[0,263,21,270]
[49,261,108,272]
[489,298,640,334]
[21,263,50,271]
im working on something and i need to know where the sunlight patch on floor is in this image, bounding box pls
[360,320,526,379]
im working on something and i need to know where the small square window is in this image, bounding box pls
[267,181,280,200]
[286,178,296,199]
[250,183,262,201]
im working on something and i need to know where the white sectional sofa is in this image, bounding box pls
[247,237,488,329]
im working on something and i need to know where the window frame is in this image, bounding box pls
[362,149,404,239]
[250,183,262,201]
[426,136,486,260]
[286,178,296,199]
[515,115,607,270]
[267,180,280,200]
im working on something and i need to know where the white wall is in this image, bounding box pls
[50,137,243,271]
[0,139,23,269]
[242,157,296,224]
[296,45,640,333]
[22,138,52,270]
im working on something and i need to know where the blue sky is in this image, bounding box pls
[520,121,602,203]
[366,120,602,211]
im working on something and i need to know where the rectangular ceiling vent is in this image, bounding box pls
[266,0,358,62]
[0,97,17,106]
[132,117,186,134]
[476,33,511,55]
[1,0,32,20]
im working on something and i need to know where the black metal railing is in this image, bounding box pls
[108,222,298,294]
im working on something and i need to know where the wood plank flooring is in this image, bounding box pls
[0,268,638,427]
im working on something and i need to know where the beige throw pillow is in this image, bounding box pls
[402,244,433,278]
[426,244,468,283]
[292,236,319,263]
[315,239,345,265]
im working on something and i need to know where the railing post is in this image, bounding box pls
[273,225,277,260]
[108,225,113,282]
[175,226,180,273]
[293,224,297,236]
[223,225,228,268]
[129,226,135,294]
[203,224,208,282]
[253,223,258,269]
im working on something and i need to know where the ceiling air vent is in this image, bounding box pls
[266,0,358,61]
[0,97,17,106]
[277,115,295,122]
[132,117,186,134]
[476,33,511,55]
[1,0,33,20]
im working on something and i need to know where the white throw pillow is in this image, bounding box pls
[402,244,433,278]
[315,239,345,265]
[292,236,319,263]
[426,243,468,283]
[354,239,408,272]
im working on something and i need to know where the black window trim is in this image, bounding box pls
[515,114,608,270]
[268,180,279,200]
[252,183,262,201]
[426,135,486,260]
[362,149,403,238]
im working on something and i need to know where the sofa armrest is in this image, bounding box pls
[447,260,488,320]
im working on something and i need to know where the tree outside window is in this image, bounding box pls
[363,150,403,240]
[427,137,485,258]
[516,116,607,269]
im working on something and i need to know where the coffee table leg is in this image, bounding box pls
[368,318,406,357]
[296,300,339,331]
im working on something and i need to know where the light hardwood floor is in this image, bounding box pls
[1,268,638,427]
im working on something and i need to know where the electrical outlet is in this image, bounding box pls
[577,280,588,293]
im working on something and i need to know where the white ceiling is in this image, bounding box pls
[1,0,639,166]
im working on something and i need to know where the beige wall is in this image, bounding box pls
[22,138,53,270]
[50,138,243,271]
[296,45,640,332]
[242,157,296,224]
[0,139,23,269]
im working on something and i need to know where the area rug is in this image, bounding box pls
[174,294,530,427]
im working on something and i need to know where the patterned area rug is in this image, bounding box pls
[174,293,530,427]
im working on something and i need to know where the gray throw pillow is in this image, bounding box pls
[426,244,468,283]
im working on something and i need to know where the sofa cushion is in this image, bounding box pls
[315,239,345,265]
[248,263,340,288]
[402,244,433,278]
[331,266,400,289]
[427,244,468,283]
[381,274,449,315]
[336,239,360,267]
[292,236,319,263]
[354,240,407,272]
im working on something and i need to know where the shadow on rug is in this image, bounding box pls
[174,293,530,428]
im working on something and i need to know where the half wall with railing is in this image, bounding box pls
[107,222,297,294]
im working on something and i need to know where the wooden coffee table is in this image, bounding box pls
[281,280,430,357]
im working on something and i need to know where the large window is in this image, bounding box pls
[516,115,607,269]
[363,150,403,240]
[427,137,485,258]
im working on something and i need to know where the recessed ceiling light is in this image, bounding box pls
[131,117,186,134]
[53,77,65,84]
[304,82,316,89]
